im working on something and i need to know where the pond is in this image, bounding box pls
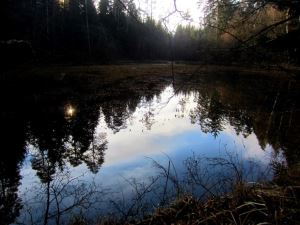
[1,65,299,225]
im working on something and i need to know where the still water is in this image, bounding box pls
[1,67,299,224]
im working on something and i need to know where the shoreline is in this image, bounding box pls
[3,63,299,81]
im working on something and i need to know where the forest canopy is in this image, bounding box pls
[1,0,299,64]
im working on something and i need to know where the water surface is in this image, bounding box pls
[1,67,299,224]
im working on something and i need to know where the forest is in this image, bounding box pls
[1,0,300,65]
[1,1,300,225]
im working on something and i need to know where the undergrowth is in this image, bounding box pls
[71,155,300,225]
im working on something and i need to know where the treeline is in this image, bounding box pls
[173,0,300,64]
[1,0,300,64]
[1,0,170,63]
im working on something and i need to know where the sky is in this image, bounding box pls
[94,0,205,31]
[134,0,205,31]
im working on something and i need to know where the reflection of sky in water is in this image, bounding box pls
[18,85,274,223]
[97,86,273,168]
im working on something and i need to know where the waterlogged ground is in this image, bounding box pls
[1,64,299,225]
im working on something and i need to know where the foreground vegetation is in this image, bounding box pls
[66,160,300,225]
[136,188,299,224]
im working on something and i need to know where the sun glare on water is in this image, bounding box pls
[65,105,76,118]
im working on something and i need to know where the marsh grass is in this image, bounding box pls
[135,155,300,225]
[69,152,300,225]
[3,63,294,83]
[136,184,299,225]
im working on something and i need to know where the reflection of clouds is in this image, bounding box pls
[19,85,276,211]
[15,74,294,224]
[97,160,156,189]
[223,126,273,164]
[21,144,44,188]
[97,87,200,166]
[20,85,275,188]
[102,119,200,165]
[92,85,274,167]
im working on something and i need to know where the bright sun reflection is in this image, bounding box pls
[65,105,75,118]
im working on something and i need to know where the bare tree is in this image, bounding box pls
[18,169,105,225]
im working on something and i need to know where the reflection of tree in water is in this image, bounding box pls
[227,110,253,138]
[0,117,25,225]
[83,132,107,173]
[24,75,170,182]
[190,90,225,138]
[101,90,162,132]
[1,71,299,224]
[185,74,300,167]
[140,96,156,130]
[64,129,107,174]
[22,100,108,224]
[28,100,108,179]
[65,102,107,173]
[0,72,171,224]
[28,108,67,182]
[249,80,300,167]
[102,100,133,133]
[175,95,190,119]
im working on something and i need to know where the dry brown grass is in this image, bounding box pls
[19,63,296,82]
[93,159,300,225]
[134,184,299,225]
